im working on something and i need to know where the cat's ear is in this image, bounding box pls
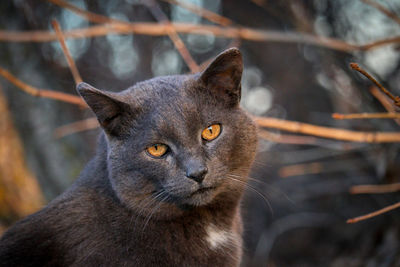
[199,48,243,107]
[77,82,133,137]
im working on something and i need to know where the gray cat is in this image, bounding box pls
[0,48,258,266]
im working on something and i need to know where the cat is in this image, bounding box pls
[0,48,258,266]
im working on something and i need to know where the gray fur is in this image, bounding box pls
[0,48,258,266]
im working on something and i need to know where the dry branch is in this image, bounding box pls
[144,0,200,73]
[279,162,324,178]
[49,0,199,73]
[254,116,400,143]
[370,86,400,126]
[350,183,400,194]
[54,117,99,138]
[350,63,400,107]
[332,112,400,120]
[258,129,323,145]
[347,201,400,223]
[51,20,82,84]
[160,0,233,26]
[47,0,127,25]
[0,67,86,107]
[361,0,400,26]
[1,23,400,53]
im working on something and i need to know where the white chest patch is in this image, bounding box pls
[205,224,233,249]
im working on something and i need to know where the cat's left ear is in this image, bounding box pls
[77,82,134,137]
[199,47,243,107]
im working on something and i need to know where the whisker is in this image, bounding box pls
[229,174,295,205]
[226,175,274,215]
[133,190,165,230]
[142,192,169,232]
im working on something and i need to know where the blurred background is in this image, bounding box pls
[1,0,400,266]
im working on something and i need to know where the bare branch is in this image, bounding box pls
[350,183,400,194]
[350,63,400,107]
[0,67,86,107]
[160,0,233,26]
[370,86,400,125]
[332,112,400,120]
[47,0,126,25]
[1,23,400,53]
[347,201,400,223]
[144,0,200,73]
[254,116,400,143]
[51,20,82,84]
[361,0,400,26]
[258,129,322,145]
[54,117,99,138]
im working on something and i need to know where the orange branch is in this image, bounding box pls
[332,112,400,120]
[51,20,82,84]
[0,67,86,107]
[160,0,233,26]
[49,0,199,73]
[259,129,323,145]
[47,0,126,25]
[144,0,200,73]
[254,116,400,143]
[350,183,400,194]
[279,162,324,178]
[1,24,399,53]
[54,117,99,138]
[370,86,400,125]
[347,201,400,223]
[350,63,400,107]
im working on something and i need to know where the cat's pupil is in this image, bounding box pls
[208,127,213,134]
[154,145,158,150]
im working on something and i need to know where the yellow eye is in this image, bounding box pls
[201,124,221,141]
[146,144,168,157]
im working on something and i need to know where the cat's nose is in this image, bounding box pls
[186,165,208,183]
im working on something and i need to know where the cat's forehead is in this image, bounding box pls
[126,74,195,101]
[125,75,221,139]
[124,74,211,118]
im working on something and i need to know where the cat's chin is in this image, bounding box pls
[178,187,218,206]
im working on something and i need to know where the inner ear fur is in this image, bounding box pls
[77,82,133,137]
[199,48,243,107]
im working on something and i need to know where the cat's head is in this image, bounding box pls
[77,48,258,217]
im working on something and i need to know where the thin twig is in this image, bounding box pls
[254,116,400,143]
[0,67,86,107]
[370,86,400,125]
[258,129,321,145]
[42,0,400,52]
[160,0,233,26]
[51,20,82,84]
[144,0,200,73]
[258,129,357,150]
[350,183,400,194]
[49,0,199,73]
[2,23,400,53]
[332,112,400,120]
[350,63,400,107]
[279,162,324,178]
[54,117,99,138]
[361,0,400,26]
[47,0,127,25]
[347,201,400,223]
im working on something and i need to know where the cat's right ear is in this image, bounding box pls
[77,82,133,137]
[199,48,243,107]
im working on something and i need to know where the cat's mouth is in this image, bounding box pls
[189,186,216,197]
